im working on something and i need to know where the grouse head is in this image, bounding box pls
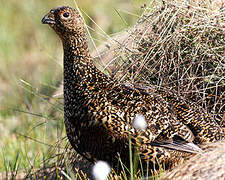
[42,6,85,40]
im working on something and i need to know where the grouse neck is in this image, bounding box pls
[62,32,91,64]
[63,32,112,92]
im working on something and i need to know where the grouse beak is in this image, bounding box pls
[41,12,55,25]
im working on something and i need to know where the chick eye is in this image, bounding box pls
[63,12,70,18]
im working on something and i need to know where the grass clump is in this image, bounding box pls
[102,0,225,123]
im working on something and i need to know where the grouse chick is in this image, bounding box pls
[42,6,224,171]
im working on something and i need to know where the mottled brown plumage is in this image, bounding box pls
[42,6,224,171]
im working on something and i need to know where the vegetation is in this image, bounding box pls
[103,0,225,121]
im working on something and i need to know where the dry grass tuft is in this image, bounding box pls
[97,0,225,124]
[160,141,225,180]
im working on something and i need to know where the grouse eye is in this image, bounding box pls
[63,12,70,18]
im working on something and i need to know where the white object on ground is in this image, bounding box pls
[92,161,111,180]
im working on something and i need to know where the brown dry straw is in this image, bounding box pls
[97,0,225,124]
